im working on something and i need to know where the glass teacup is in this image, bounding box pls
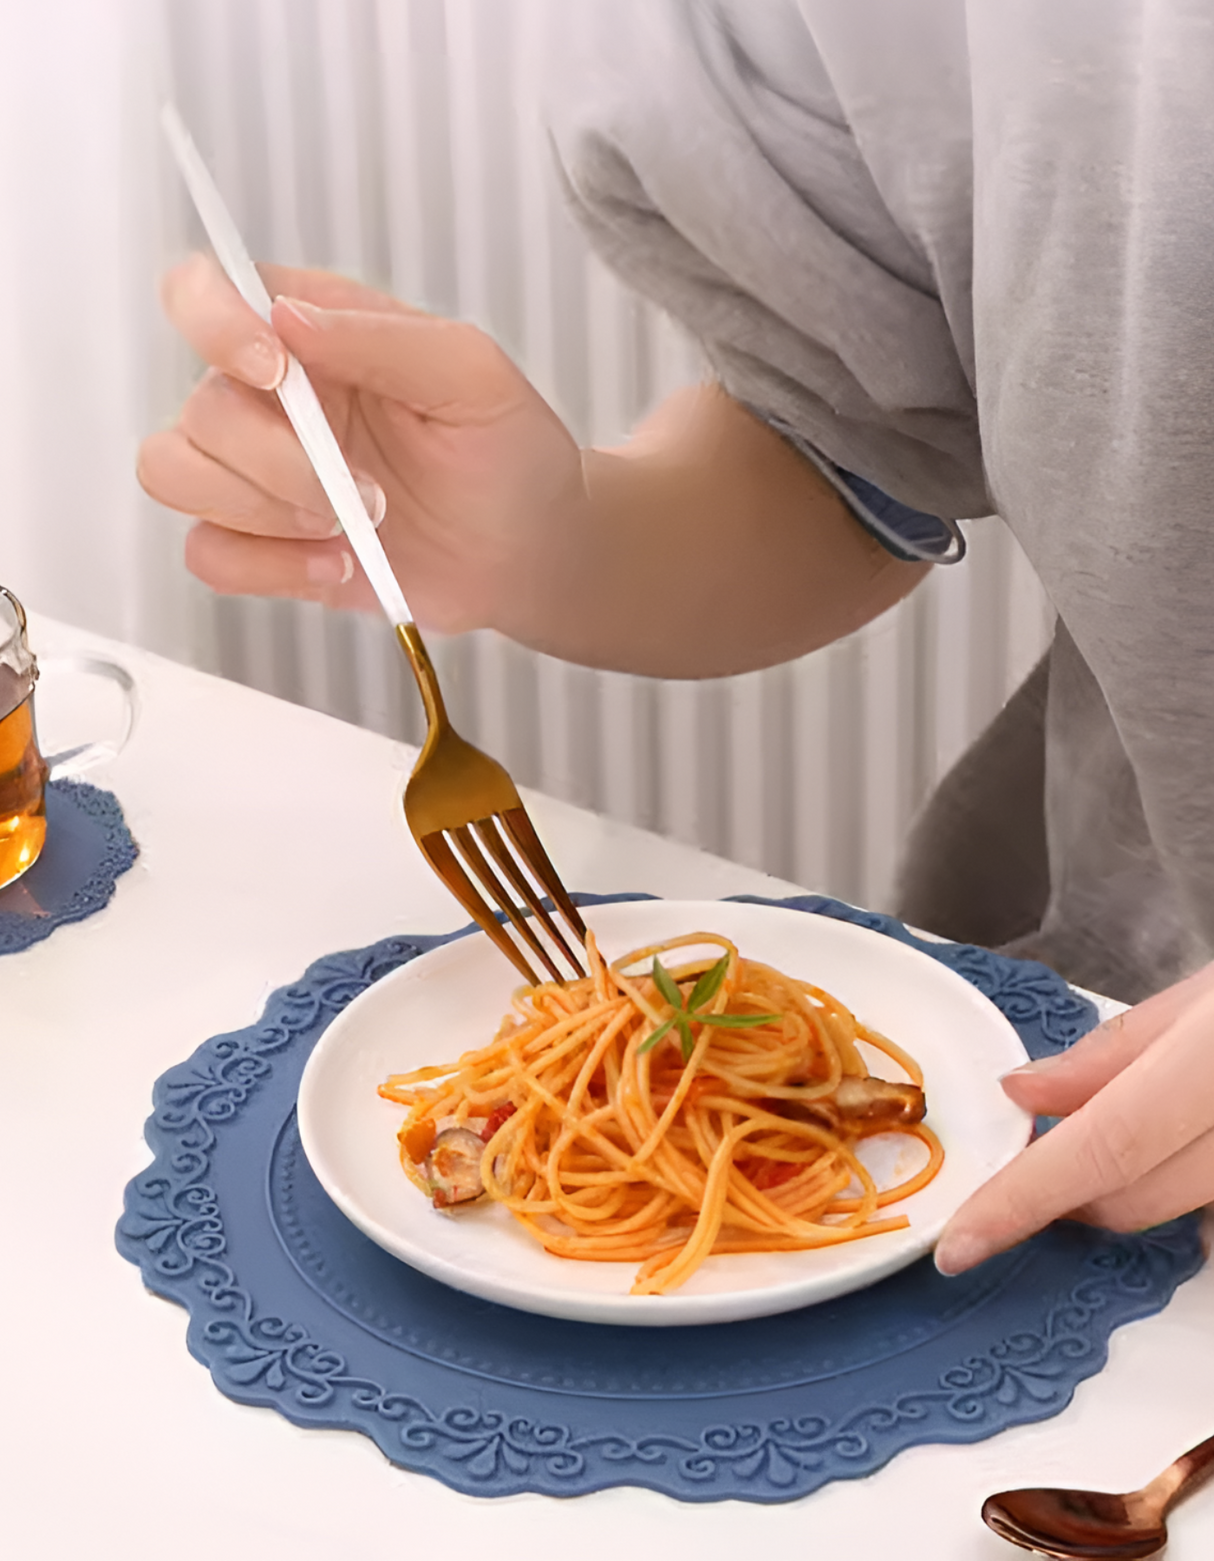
[0,589,49,888]
[0,587,135,891]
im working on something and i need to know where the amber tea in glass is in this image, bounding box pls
[0,587,48,891]
[0,663,47,890]
[0,658,48,889]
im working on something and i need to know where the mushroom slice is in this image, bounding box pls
[833,1076,926,1126]
[425,1126,488,1208]
[774,1076,926,1132]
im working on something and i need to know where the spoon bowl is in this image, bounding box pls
[982,1487,1166,1559]
[982,1431,1214,1558]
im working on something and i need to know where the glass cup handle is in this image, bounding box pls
[42,655,139,780]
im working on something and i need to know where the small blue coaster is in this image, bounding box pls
[116,895,1204,1503]
[0,780,138,955]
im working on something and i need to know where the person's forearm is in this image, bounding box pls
[494,384,929,679]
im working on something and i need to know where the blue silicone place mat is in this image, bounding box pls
[116,894,1204,1503]
[0,779,138,955]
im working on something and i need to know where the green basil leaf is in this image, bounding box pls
[698,1011,781,1028]
[638,1016,677,1055]
[687,953,730,1014]
[651,957,686,1012]
[677,1014,695,1062]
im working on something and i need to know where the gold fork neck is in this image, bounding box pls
[396,622,450,734]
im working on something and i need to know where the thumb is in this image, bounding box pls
[271,295,517,422]
[1001,959,1214,1117]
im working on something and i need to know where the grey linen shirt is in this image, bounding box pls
[547,0,1214,1003]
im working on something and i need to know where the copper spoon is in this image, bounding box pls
[983,1432,1214,1557]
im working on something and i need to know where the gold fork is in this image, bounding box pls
[164,104,587,985]
[396,624,586,982]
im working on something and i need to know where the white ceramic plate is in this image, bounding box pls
[297,900,1031,1326]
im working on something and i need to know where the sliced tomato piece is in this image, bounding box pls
[481,1102,517,1142]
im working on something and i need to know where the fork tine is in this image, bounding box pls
[471,816,585,977]
[448,824,568,983]
[497,806,588,949]
[417,830,542,985]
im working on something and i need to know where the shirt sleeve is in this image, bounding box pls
[754,409,965,563]
[545,0,992,530]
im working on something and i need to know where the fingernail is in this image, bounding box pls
[353,472,387,528]
[305,549,352,586]
[934,1232,986,1276]
[275,295,323,331]
[294,507,338,539]
[233,335,286,391]
[1004,1050,1070,1078]
[162,250,210,309]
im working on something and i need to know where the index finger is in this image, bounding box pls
[162,251,286,390]
[1000,960,1214,1119]
[935,978,1214,1272]
[162,255,420,392]
[257,262,418,315]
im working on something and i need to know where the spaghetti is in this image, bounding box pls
[378,931,944,1296]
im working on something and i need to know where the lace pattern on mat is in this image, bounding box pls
[0,780,138,954]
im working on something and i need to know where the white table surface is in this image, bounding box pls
[4,613,1212,1561]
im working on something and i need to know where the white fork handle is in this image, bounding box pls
[160,102,413,628]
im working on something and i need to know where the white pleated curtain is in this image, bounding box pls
[0,0,1053,908]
